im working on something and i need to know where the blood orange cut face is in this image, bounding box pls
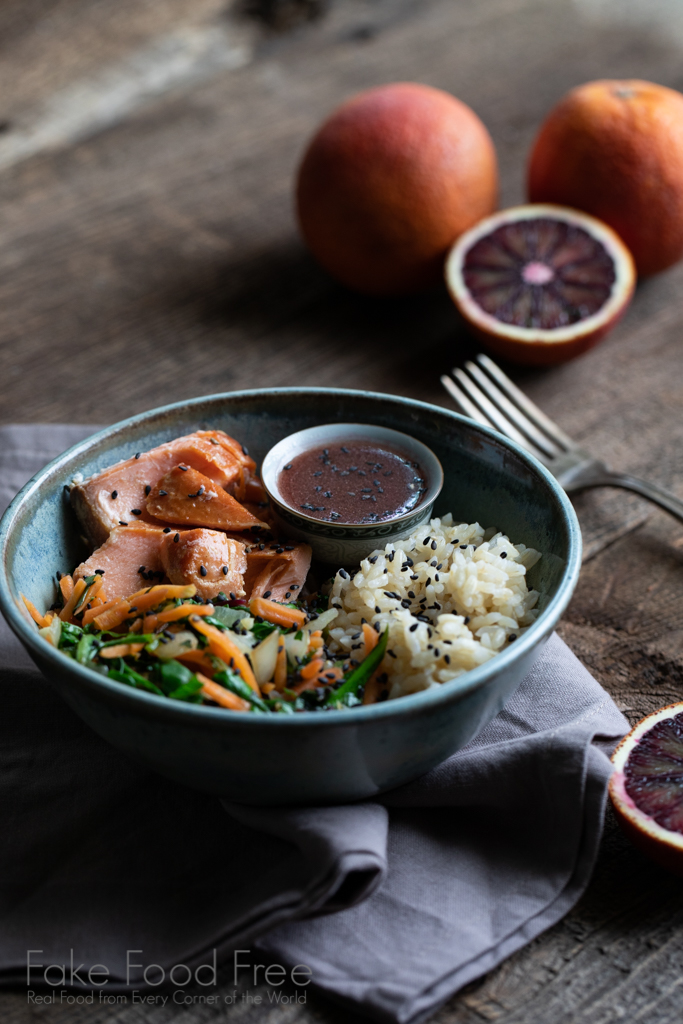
[445,204,636,365]
[609,702,683,876]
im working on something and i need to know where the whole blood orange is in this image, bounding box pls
[296,83,498,295]
[609,702,683,876]
[445,204,635,365]
[528,79,683,276]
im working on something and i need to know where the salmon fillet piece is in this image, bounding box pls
[73,524,168,601]
[71,431,254,547]
[147,466,267,532]
[248,543,312,601]
[160,529,247,602]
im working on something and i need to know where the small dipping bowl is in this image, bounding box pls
[261,423,444,564]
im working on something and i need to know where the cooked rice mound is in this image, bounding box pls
[328,515,541,699]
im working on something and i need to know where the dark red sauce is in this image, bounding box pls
[278,442,425,524]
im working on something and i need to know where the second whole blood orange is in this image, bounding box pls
[296,83,498,295]
[528,79,683,276]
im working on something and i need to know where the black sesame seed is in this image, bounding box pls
[179,465,188,471]
[444,653,451,665]
[464,616,470,625]
[222,566,229,575]
[119,521,128,526]
[388,649,396,658]
[290,584,299,590]
[423,536,431,545]
[134,452,141,460]
[408,591,416,598]
[388,551,395,562]
[431,540,437,550]
[339,568,350,580]
[199,566,207,577]
[460,545,468,550]
[409,623,418,632]
[162,527,171,533]
[508,633,517,642]
[375,605,381,614]
[351,643,362,650]
[174,533,180,543]
[351,632,361,640]
[285,592,291,599]
[340,446,349,453]
[144,485,151,496]
[258,543,265,550]
[263,591,272,599]
[94,568,105,576]
[500,551,508,559]
[111,490,118,499]
[369,555,378,564]
[229,592,236,600]
[138,565,146,574]
[159,490,167,497]
[131,509,142,516]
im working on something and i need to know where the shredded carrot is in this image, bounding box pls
[72,574,104,617]
[155,603,214,624]
[249,596,306,629]
[60,578,87,621]
[43,611,55,626]
[142,613,158,633]
[99,643,145,659]
[82,596,121,626]
[309,629,324,652]
[176,650,220,675]
[261,682,276,694]
[129,618,143,633]
[22,595,49,628]
[92,599,131,631]
[124,584,196,610]
[59,575,74,602]
[197,673,250,711]
[300,656,324,681]
[190,616,261,696]
[363,623,378,657]
[273,638,287,690]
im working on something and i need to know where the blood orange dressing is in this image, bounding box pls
[624,711,683,834]
[278,442,425,524]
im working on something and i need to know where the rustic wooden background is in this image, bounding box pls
[3,0,683,1021]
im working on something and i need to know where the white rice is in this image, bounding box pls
[327,514,541,699]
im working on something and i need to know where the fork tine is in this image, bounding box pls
[447,369,550,464]
[463,360,563,459]
[476,353,578,451]
[440,374,495,428]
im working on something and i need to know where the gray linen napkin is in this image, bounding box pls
[0,425,629,1022]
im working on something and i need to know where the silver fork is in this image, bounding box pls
[441,353,683,524]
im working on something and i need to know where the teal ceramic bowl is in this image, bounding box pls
[0,389,582,805]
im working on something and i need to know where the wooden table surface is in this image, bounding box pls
[3,1,683,1022]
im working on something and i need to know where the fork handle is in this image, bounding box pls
[568,471,683,524]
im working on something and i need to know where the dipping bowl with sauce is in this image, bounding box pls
[261,423,444,563]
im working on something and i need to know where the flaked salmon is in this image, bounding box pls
[71,430,255,546]
[146,466,266,532]
[249,543,312,601]
[73,524,168,601]
[160,528,247,602]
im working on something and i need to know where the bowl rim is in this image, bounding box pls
[0,386,582,727]
[260,421,444,530]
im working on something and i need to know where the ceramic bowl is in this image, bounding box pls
[0,388,582,805]
[260,422,444,564]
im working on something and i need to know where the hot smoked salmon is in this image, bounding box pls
[73,524,168,601]
[160,529,247,602]
[71,430,256,546]
[147,466,267,532]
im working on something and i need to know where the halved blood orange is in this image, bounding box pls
[445,204,635,365]
[609,702,683,876]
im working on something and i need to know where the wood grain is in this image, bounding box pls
[2,0,683,1021]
